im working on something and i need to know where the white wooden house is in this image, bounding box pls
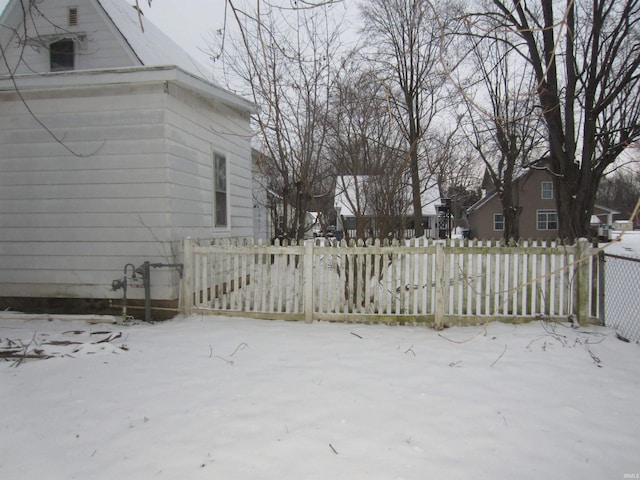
[0,0,254,317]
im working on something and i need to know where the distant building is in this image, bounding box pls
[467,167,618,240]
[334,175,445,239]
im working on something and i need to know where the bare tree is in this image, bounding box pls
[325,61,409,239]
[217,1,344,241]
[460,25,546,241]
[431,134,482,232]
[463,0,640,241]
[360,0,458,237]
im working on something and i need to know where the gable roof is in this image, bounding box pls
[466,166,538,214]
[0,0,211,81]
[335,176,374,217]
[335,175,442,218]
[466,189,498,214]
[0,0,253,111]
[96,0,211,81]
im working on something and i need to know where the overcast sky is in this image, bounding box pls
[0,0,357,86]
[130,0,227,70]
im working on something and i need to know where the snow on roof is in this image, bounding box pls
[97,0,212,81]
[335,175,441,218]
[334,175,371,217]
[414,180,441,216]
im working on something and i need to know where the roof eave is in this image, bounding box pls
[0,65,255,113]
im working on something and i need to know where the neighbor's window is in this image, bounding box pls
[494,213,504,231]
[541,181,553,199]
[345,217,356,230]
[213,153,227,227]
[537,209,558,230]
[50,38,75,71]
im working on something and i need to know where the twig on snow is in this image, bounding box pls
[490,344,507,367]
[215,355,234,365]
[587,349,602,367]
[229,342,249,357]
[213,343,249,365]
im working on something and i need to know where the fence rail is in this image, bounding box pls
[180,237,601,327]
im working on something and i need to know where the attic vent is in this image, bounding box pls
[69,7,78,26]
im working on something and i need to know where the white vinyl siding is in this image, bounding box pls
[0,0,254,302]
[0,0,141,75]
[0,77,253,300]
[0,82,172,298]
[163,82,253,239]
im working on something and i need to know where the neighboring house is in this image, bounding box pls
[335,175,444,239]
[252,185,319,243]
[466,167,618,240]
[0,0,254,316]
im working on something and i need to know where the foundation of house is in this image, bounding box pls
[0,297,180,321]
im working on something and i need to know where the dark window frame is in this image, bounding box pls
[213,153,228,228]
[50,38,75,72]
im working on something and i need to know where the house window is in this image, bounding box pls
[541,181,553,199]
[537,209,558,230]
[50,38,75,71]
[68,7,78,26]
[494,213,504,231]
[213,153,227,227]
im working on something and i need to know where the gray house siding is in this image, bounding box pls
[164,82,253,240]
[0,0,254,313]
[0,80,170,299]
[0,71,253,303]
[467,169,560,240]
[0,0,139,75]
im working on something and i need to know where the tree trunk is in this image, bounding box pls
[410,156,424,237]
[501,195,521,242]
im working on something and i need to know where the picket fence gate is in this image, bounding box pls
[180,237,602,327]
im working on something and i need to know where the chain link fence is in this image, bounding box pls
[604,253,640,343]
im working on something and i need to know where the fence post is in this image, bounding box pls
[434,241,445,329]
[304,240,314,323]
[575,238,591,325]
[181,237,194,316]
[598,250,605,325]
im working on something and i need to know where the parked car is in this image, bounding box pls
[323,225,336,237]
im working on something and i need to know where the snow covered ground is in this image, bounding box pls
[1,315,639,480]
[605,229,640,258]
[1,230,639,480]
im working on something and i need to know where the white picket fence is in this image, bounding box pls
[180,237,602,326]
